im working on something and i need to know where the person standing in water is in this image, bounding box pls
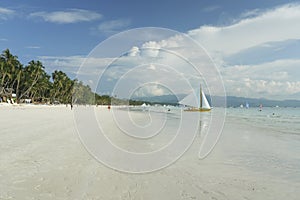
[259,104,263,111]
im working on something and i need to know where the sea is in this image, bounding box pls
[214,106,300,183]
[225,107,300,135]
[126,105,300,135]
[124,106,300,181]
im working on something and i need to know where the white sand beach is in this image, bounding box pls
[0,105,299,200]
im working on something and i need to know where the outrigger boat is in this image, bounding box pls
[179,86,212,112]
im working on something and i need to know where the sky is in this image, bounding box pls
[1,0,300,100]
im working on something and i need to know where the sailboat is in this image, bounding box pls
[179,86,212,112]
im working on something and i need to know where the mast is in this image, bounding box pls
[200,85,202,108]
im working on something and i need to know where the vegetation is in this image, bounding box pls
[0,49,143,105]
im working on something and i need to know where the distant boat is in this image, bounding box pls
[179,85,211,112]
[246,102,249,109]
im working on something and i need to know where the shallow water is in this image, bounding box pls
[117,106,300,182]
[226,107,300,134]
[216,107,300,184]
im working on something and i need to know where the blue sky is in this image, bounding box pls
[1,0,300,100]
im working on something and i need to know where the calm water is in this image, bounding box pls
[127,106,300,135]
[144,106,300,182]
[217,107,300,182]
[225,107,300,135]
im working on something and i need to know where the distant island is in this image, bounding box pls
[132,94,300,108]
[216,96,300,108]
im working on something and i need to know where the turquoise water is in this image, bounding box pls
[126,106,300,135]
[225,107,300,135]
[113,106,300,180]
[219,107,300,182]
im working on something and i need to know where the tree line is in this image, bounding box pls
[0,49,144,105]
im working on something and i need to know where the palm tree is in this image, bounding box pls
[0,49,22,89]
[18,60,47,101]
[51,70,75,104]
[0,49,23,102]
[0,49,105,105]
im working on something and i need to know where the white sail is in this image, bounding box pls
[179,92,198,108]
[201,91,211,109]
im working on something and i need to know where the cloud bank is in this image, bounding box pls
[188,3,300,56]
[188,3,300,99]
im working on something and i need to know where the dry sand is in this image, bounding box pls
[0,104,299,200]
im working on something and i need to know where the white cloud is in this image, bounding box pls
[0,7,15,20]
[148,64,156,70]
[38,55,113,72]
[38,55,114,90]
[201,5,221,12]
[96,19,130,34]
[225,78,300,99]
[221,59,300,99]
[128,46,140,57]
[38,55,85,68]
[29,9,102,24]
[240,8,261,18]
[26,46,41,49]
[188,3,300,56]
[222,59,300,82]
[133,84,169,97]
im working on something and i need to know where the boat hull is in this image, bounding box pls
[184,107,211,112]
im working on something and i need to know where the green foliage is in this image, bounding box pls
[0,48,147,105]
[73,80,94,104]
[0,49,84,104]
[50,70,74,104]
[18,60,51,102]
